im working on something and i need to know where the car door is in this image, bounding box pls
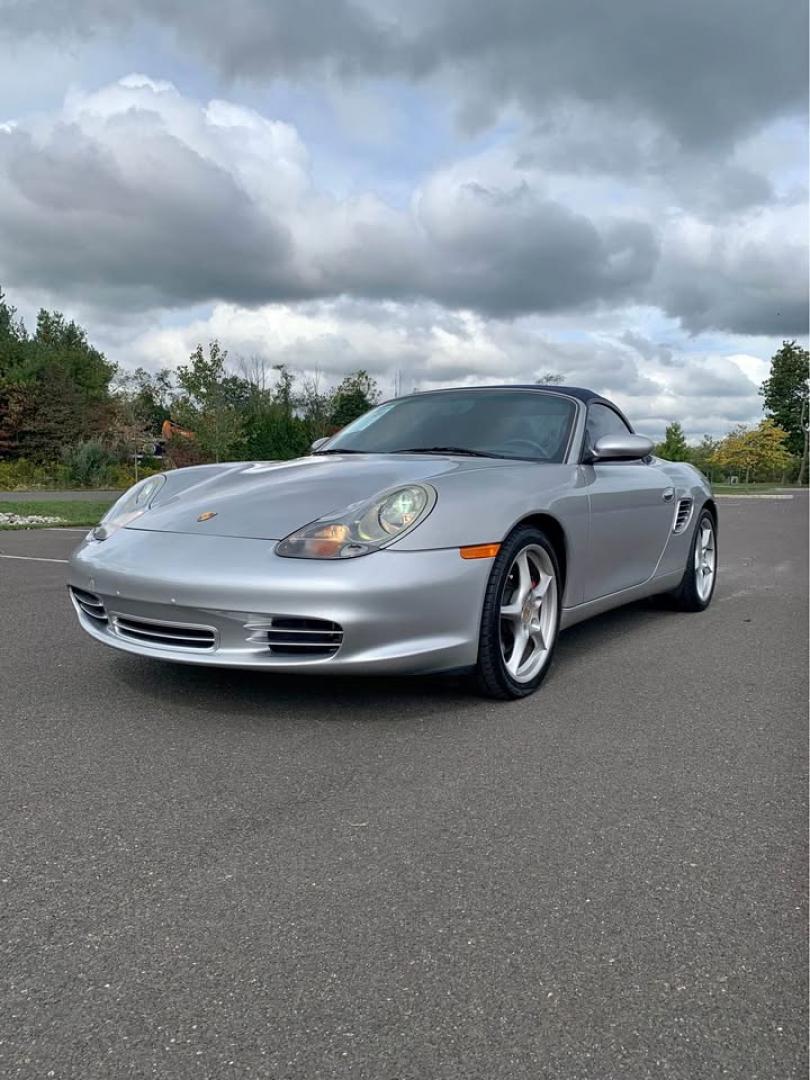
[582,403,674,601]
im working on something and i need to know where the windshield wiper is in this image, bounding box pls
[394,446,508,458]
[314,446,513,459]
[312,448,366,455]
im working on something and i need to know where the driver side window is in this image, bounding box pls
[584,403,631,455]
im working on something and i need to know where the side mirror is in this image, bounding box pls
[310,437,329,452]
[591,433,654,462]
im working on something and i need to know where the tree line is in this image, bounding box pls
[0,287,380,487]
[0,286,807,487]
[653,341,809,484]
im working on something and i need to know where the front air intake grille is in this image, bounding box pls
[247,616,344,657]
[70,587,108,624]
[673,498,694,534]
[114,615,216,651]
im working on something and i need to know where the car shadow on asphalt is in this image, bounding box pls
[110,597,667,722]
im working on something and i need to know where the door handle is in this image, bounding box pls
[662,487,675,501]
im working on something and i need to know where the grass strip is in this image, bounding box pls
[0,499,115,529]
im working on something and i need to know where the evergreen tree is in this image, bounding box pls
[761,341,809,457]
[329,370,380,429]
[655,421,690,461]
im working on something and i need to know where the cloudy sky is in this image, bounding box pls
[0,0,807,438]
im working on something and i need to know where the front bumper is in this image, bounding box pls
[67,529,492,674]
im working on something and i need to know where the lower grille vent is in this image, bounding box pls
[70,587,108,624]
[114,615,216,650]
[248,616,344,657]
[673,498,694,534]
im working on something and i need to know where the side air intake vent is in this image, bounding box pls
[114,615,216,650]
[247,616,344,657]
[673,498,694,534]
[70,587,108,624]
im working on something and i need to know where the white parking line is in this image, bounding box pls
[716,493,794,500]
[0,554,69,564]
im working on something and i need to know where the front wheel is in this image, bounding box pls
[476,526,561,700]
[670,508,717,611]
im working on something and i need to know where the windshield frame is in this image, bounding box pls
[318,387,583,464]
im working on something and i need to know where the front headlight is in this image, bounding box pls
[91,474,166,540]
[276,484,436,559]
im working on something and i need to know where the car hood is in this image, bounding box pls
[127,453,517,540]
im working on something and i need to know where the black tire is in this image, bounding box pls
[670,508,717,612]
[475,525,562,700]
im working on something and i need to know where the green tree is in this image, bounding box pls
[31,309,116,403]
[711,419,792,483]
[761,341,809,458]
[271,365,297,415]
[0,289,118,461]
[329,370,380,429]
[1,366,90,461]
[689,434,720,479]
[655,421,690,461]
[234,360,312,461]
[0,288,28,381]
[175,341,245,463]
[298,375,333,441]
[115,368,174,438]
[243,402,311,460]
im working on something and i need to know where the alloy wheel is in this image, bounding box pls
[694,518,716,602]
[499,544,558,683]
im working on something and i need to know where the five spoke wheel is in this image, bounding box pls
[479,505,717,700]
[670,507,717,612]
[694,519,716,602]
[476,526,562,699]
[499,544,558,683]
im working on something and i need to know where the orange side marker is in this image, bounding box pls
[459,543,501,560]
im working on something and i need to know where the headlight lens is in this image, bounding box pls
[276,484,435,559]
[377,487,428,534]
[92,474,166,540]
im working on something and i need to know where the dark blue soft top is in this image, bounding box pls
[405,383,635,433]
[503,384,601,403]
[494,385,634,430]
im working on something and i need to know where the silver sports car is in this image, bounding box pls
[68,385,717,699]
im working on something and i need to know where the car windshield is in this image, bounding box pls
[320,389,576,462]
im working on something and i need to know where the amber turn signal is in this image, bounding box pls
[459,543,501,560]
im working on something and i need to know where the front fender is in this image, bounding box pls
[393,463,589,607]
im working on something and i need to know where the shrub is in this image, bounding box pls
[0,451,165,491]
[0,458,63,490]
[108,462,164,489]
[60,440,118,488]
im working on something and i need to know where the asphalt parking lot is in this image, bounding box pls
[1,495,807,1080]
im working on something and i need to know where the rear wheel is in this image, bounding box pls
[670,508,717,611]
[476,526,561,700]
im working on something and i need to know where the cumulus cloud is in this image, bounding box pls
[0,0,803,443]
[414,165,658,315]
[653,203,809,336]
[0,78,659,317]
[0,77,805,337]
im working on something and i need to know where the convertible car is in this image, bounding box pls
[68,385,716,699]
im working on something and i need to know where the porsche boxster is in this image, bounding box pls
[68,385,717,699]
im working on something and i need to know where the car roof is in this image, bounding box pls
[410,383,615,407]
[512,385,634,427]
[401,384,634,432]
[495,384,607,404]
